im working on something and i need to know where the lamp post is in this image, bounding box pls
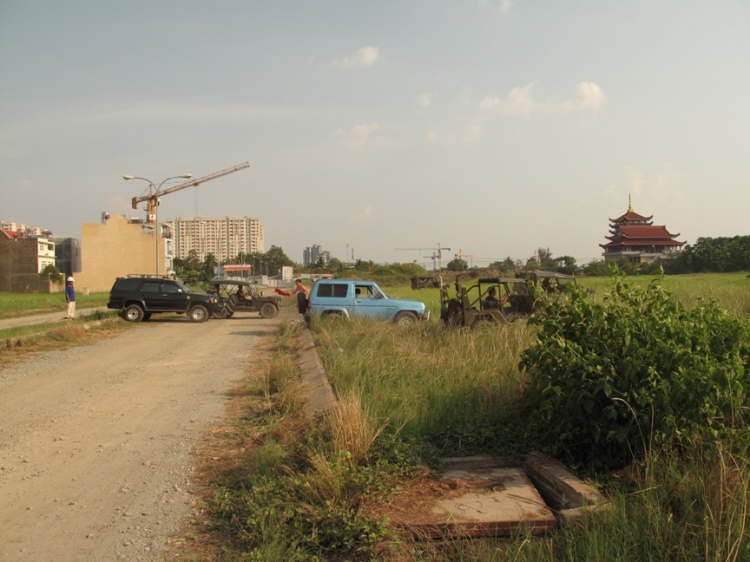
[123,173,192,275]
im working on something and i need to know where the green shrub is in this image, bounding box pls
[520,276,750,468]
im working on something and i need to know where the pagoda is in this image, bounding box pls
[601,197,685,263]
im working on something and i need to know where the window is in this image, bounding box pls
[141,281,161,293]
[161,283,180,294]
[316,283,349,298]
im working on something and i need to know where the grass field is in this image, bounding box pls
[199,272,750,560]
[0,292,109,319]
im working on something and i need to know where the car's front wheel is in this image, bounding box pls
[189,304,210,323]
[123,304,145,323]
[395,311,418,327]
[259,302,278,319]
[212,307,229,319]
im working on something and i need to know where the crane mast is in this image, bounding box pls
[131,161,250,222]
[395,243,451,270]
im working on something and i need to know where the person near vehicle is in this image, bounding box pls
[65,276,76,319]
[483,286,500,309]
[294,278,309,314]
[236,286,247,301]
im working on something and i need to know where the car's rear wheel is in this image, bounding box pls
[123,304,144,323]
[395,311,418,327]
[259,302,278,319]
[189,304,210,323]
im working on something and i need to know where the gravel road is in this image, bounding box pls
[0,314,281,561]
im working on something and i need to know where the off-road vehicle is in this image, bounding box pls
[208,278,281,319]
[107,274,221,323]
[515,270,577,294]
[410,275,441,290]
[306,278,429,326]
[439,274,535,327]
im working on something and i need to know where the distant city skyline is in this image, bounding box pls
[2,2,748,268]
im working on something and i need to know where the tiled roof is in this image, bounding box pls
[609,210,653,223]
[1,229,23,240]
[613,224,681,239]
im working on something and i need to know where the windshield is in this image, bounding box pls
[174,280,192,293]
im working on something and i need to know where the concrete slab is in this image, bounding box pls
[524,452,606,511]
[381,457,556,539]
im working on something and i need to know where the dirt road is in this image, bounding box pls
[0,314,281,561]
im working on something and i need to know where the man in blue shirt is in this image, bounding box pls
[65,277,76,320]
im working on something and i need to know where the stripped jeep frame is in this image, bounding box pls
[439,271,577,328]
[439,274,534,327]
[209,278,281,319]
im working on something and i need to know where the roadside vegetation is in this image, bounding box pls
[191,272,750,560]
[0,291,109,319]
[0,310,131,366]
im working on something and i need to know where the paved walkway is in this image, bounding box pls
[0,307,109,331]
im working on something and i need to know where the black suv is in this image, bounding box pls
[107,275,221,323]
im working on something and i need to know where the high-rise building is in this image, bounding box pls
[303,244,332,266]
[166,217,264,262]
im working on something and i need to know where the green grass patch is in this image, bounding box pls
[197,274,750,560]
[0,291,110,319]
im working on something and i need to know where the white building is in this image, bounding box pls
[165,217,264,263]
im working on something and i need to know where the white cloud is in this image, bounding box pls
[427,81,606,145]
[603,164,684,207]
[330,46,383,68]
[479,95,502,111]
[479,81,607,115]
[417,93,433,108]
[352,206,374,220]
[504,83,539,114]
[426,118,483,145]
[479,0,514,14]
[335,122,380,148]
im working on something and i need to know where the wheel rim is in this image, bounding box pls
[192,308,206,321]
[126,308,140,321]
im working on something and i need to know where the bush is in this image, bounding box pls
[520,276,750,468]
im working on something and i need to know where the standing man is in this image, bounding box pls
[65,276,76,320]
[293,278,309,314]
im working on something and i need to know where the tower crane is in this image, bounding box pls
[454,249,474,268]
[395,243,451,270]
[130,161,250,222]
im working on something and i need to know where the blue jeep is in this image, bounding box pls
[306,279,430,326]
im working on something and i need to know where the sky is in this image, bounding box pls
[1,1,748,269]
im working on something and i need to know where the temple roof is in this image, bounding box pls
[607,224,682,240]
[609,210,653,223]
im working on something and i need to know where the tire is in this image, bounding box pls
[395,311,418,327]
[188,304,210,323]
[259,302,278,319]
[322,311,344,320]
[122,304,144,323]
[213,307,229,319]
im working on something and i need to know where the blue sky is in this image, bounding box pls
[1,1,748,268]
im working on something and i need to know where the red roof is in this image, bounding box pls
[609,224,681,240]
[609,210,653,223]
[1,229,23,240]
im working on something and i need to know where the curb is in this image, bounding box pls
[294,324,337,418]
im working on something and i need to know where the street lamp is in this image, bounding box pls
[123,173,192,275]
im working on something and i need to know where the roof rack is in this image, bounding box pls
[126,273,172,279]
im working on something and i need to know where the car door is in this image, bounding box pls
[139,280,164,310]
[350,283,392,320]
[159,281,188,311]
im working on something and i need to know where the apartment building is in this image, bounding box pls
[303,244,332,266]
[166,217,264,262]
